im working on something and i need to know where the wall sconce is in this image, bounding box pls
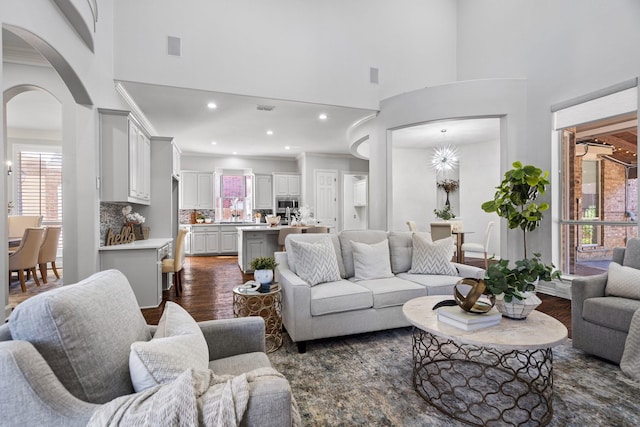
[6,160,12,176]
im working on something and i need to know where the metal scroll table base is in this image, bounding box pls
[412,327,554,427]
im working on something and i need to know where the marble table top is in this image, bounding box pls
[403,295,568,351]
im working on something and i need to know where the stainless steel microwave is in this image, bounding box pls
[276,198,299,211]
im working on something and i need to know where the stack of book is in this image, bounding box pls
[437,305,502,331]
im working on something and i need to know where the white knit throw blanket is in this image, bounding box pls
[621,308,640,381]
[88,367,301,427]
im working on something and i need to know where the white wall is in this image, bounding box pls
[180,154,298,174]
[113,0,458,110]
[456,0,640,264]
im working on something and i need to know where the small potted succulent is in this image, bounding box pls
[250,256,278,291]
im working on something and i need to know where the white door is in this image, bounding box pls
[315,170,338,228]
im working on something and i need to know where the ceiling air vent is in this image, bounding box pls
[257,105,276,111]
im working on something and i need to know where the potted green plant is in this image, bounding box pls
[433,205,456,221]
[250,256,278,290]
[481,161,560,318]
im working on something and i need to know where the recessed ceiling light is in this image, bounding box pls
[211,141,217,145]
[207,102,217,109]
[319,113,328,120]
[285,146,291,150]
[232,151,237,155]
[266,130,274,135]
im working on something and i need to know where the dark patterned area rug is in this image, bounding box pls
[269,327,640,427]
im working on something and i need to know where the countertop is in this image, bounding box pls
[99,237,173,251]
[180,222,261,227]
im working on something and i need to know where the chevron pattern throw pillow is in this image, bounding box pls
[291,237,342,286]
[409,233,457,275]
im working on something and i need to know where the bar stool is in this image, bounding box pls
[162,228,188,296]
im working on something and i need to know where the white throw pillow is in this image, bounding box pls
[290,237,341,286]
[351,239,394,281]
[606,262,640,300]
[129,302,209,392]
[409,233,457,276]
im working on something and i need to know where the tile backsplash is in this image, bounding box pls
[179,209,215,224]
[100,202,131,245]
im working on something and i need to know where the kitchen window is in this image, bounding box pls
[215,170,253,221]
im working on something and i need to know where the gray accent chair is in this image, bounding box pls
[0,269,293,426]
[572,241,640,364]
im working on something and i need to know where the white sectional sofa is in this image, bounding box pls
[275,230,485,352]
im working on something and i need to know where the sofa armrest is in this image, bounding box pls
[277,263,314,343]
[453,262,485,280]
[242,375,294,427]
[0,341,98,425]
[198,317,266,361]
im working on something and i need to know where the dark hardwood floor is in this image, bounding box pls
[141,255,573,338]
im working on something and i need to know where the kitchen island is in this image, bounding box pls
[99,238,173,308]
[236,225,331,273]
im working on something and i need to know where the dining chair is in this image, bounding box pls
[305,226,329,234]
[9,227,46,292]
[406,220,418,232]
[461,221,495,269]
[430,222,453,241]
[278,227,303,251]
[8,215,43,239]
[162,228,188,296]
[38,226,62,284]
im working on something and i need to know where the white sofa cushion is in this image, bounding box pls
[606,262,640,300]
[353,276,426,308]
[290,237,342,286]
[397,272,461,295]
[129,302,209,392]
[351,239,394,281]
[311,280,373,316]
[286,233,346,278]
[339,230,389,278]
[410,233,457,276]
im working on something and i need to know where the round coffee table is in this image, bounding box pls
[232,284,282,353]
[403,295,568,427]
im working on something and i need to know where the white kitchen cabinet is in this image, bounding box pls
[273,173,300,197]
[255,174,273,209]
[180,171,214,209]
[190,225,220,254]
[99,238,172,308]
[220,227,238,253]
[99,109,151,205]
[353,179,367,206]
[172,143,181,179]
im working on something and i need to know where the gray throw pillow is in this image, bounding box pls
[606,262,640,300]
[290,237,342,286]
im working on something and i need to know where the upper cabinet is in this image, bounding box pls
[99,109,151,205]
[273,173,300,197]
[255,174,273,209]
[180,171,214,209]
[353,179,367,206]
[172,144,181,179]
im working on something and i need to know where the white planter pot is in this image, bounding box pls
[494,291,541,320]
[254,269,273,285]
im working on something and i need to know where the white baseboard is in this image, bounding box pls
[537,279,571,300]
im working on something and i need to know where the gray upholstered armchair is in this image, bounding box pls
[572,239,640,364]
[0,270,294,426]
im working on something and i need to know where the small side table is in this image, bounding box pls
[232,284,282,353]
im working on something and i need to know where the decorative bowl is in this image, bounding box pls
[265,215,281,226]
[204,218,212,223]
[196,218,204,223]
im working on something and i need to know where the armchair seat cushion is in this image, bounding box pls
[310,280,373,316]
[353,276,425,308]
[583,296,640,332]
[209,351,272,376]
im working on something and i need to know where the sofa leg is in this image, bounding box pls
[296,341,307,353]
